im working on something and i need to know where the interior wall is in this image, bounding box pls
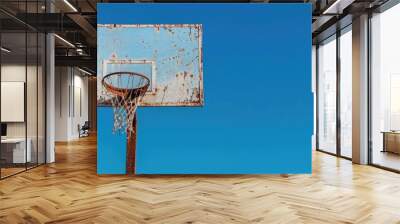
[1,64,29,138]
[55,66,69,141]
[1,62,45,167]
[72,72,89,138]
[55,67,89,141]
[88,77,97,132]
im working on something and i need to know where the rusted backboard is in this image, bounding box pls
[97,24,203,106]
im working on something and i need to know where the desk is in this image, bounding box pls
[382,131,400,154]
[1,138,31,163]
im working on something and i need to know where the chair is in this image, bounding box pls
[78,121,90,138]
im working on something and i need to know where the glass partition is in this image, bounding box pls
[317,35,337,154]
[0,1,46,179]
[1,30,28,178]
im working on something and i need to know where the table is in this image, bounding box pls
[381,131,400,154]
[1,138,31,164]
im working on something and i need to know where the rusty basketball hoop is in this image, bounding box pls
[102,71,150,174]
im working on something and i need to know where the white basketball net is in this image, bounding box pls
[102,72,149,134]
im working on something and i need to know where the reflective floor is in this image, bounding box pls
[0,135,400,223]
[372,150,400,171]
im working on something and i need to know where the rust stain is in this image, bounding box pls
[98,24,204,106]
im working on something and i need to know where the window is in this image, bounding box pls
[370,3,400,171]
[339,26,352,158]
[317,25,353,159]
[317,35,337,154]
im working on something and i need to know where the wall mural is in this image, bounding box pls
[97,3,312,175]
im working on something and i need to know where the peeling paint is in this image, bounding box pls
[97,24,203,107]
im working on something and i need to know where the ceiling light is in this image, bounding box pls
[322,0,354,15]
[63,0,78,12]
[76,48,85,56]
[54,34,75,48]
[323,1,341,14]
[78,67,93,76]
[1,47,11,53]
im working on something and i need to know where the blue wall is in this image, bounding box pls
[97,3,313,174]
[97,107,126,174]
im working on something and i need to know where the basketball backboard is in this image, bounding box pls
[97,24,203,106]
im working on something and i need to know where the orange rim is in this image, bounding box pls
[102,71,150,98]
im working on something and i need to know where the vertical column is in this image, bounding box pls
[312,45,317,150]
[46,1,55,163]
[352,14,369,164]
[336,30,341,156]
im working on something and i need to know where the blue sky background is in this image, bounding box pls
[97,3,313,174]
